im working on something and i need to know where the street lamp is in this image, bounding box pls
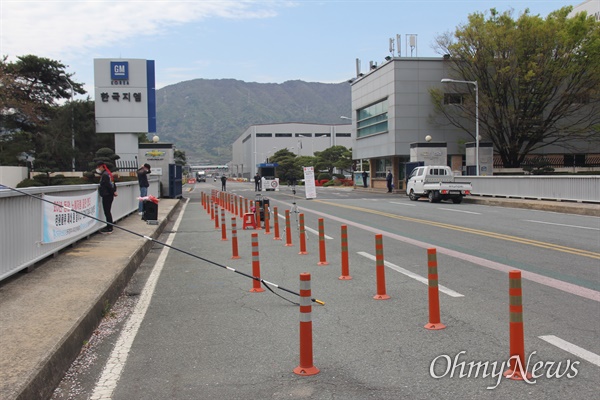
[441,78,479,176]
[59,73,75,172]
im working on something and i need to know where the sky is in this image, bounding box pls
[0,0,587,99]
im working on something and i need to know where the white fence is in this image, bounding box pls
[0,179,159,282]
[454,175,600,203]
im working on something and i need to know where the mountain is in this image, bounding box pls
[155,79,351,164]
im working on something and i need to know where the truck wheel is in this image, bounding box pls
[452,196,463,204]
[409,190,418,201]
[428,191,437,203]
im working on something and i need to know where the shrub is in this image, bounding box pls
[16,179,45,188]
[317,173,332,181]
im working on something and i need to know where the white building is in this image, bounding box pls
[231,122,352,179]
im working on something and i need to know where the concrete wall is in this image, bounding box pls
[0,167,28,188]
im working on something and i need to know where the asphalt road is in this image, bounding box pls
[52,181,600,400]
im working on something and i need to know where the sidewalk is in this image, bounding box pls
[0,199,182,400]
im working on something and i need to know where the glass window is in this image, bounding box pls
[256,133,272,137]
[336,133,351,137]
[357,99,388,138]
[315,133,330,137]
[295,133,312,137]
[275,133,292,137]
[375,157,391,178]
[443,93,465,105]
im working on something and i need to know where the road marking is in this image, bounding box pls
[390,202,416,207]
[296,203,600,302]
[539,335,600,367]
[314,200,600,260]
[90,199,189,400]
[276,213,333,239]
[438,207,481,215]
[357,251,464,297]
[525,220,600,231]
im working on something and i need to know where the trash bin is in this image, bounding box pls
[142,200,158,221]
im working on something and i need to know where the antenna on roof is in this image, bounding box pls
[356,58,361,77]
[396,34,401,57]
[389,38,395,56]
[407,34,418,57]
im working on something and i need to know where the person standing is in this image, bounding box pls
[137,163,151,215]
[220,175,227,191]
[386,170,393,193]
[96,162,117,234]
[362,171,368,188]
[254,173,261,191]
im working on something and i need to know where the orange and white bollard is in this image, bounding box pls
[255,201,262,230]
[373,234,390,300]
[264,204,271,235]
[284,209,293,247]
[339,225,352,280]
[317,218,329,266]
[298,213,308,255]
[231,217,240,259]
[293,272,320,376]
[424,248,445,330]
[273,206,281,240]
[504,270,532,380]
[250,233,265,293]
[214,204,220,229]
[209,200,214,219]
[221,208,227,241]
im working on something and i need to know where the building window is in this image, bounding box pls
[315,133,330,137]
[375,157,392,178]
[275,133,292,137]
[357,99,388,138]
[256,133,272,137]
[295,133,312,137]
[443,93,465,105]
[336,133,351,137]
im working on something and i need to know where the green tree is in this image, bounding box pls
[174,149,187,166]
[431,7,600,167]
[0,55,86,166]
[313,145,353,175]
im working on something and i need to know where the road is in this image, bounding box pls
[52,180,600,400]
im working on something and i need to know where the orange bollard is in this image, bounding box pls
[239,196,244,219]
[339,225,352,280]
[231,217,240,259]
[284,209,293,247]
[373,234,390,300]
[209,200,214,219]
[250,233,265,293]
[273,206,281,240]
[234,196,239,217]
[293,272,320,376]
[298,213,308,255]
[504,270,532,380]
[255,201,262,230]
[264,204,271,235]
[245,198,249,215]
[424,248,445,330]
[221,208,227,241]
[214,204,219,229]
[317,218,329,265]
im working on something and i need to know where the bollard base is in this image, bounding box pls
[231,255,241,260]
[249,288,265,293]
[504,369,532,380]
[293,365,320,376]
[338,275,353,280]
[299,251,308,255]
[373,294,391,300]
[317,261,329,266]
[424,322,446,330]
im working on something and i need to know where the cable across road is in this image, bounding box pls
[4,186,325,306]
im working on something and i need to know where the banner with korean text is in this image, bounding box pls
[42,192,100,243]
[303,166,317,199]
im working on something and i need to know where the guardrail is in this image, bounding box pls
[0,179,159,282]
[454,175,600,203]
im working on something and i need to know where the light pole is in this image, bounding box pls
[441,78,479,176]
[60,73,75,171]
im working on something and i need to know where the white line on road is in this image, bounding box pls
[276,213,333,239]
[525,220,600,231]
[357,251,464,297]
[539,335,600,367]
[437,207,482,215]
[390,202,416,207]
[90,199,190,400]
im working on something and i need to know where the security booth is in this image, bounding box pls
[257,162,280,191]
[139,143,181,198]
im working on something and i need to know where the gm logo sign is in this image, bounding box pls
[110,61,129,80]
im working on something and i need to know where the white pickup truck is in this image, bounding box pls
[406,166,472,204]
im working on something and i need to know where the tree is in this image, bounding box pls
[174,149,187,166]
[313,145,353,175]
[431,7,600,167]
[0,55,86,166]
